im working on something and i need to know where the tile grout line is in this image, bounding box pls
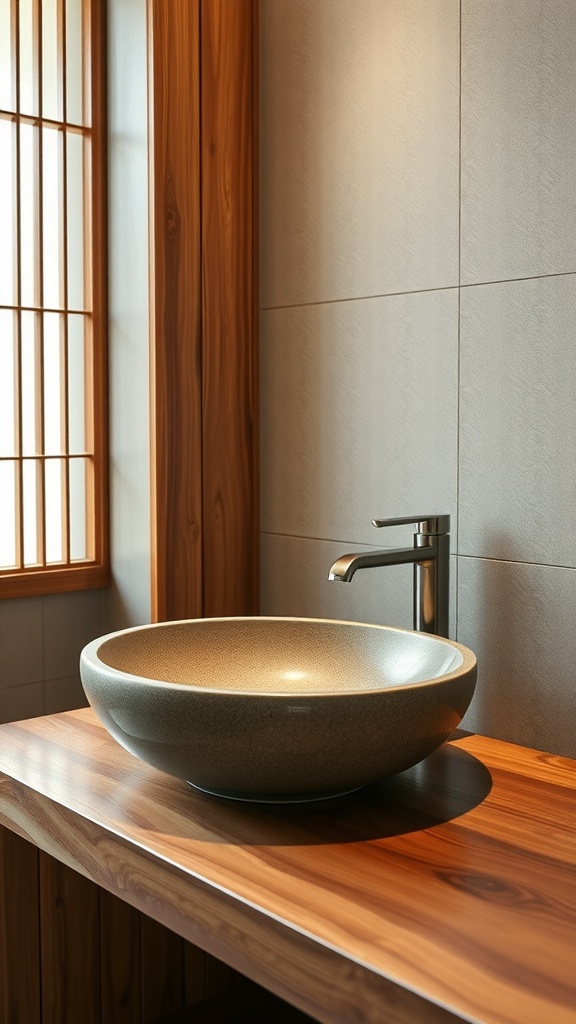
[260,271,576,315]
[262,532,576,573]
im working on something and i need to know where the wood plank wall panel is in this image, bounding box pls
[140,915,185,1023]
[100,891,142,1024]
[39,852,102,1024]
[0,825,240,1023]
[149,0,203,622]
[183,941,209,1007]
[200,0,259,618]
[0,828,41,1024]
[149,0,259,622]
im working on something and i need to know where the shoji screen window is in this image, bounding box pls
[0,0,108,597]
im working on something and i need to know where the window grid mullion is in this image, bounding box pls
[10,0,18,110]
[15,313,24,570]
[58,0,65,122]
[34,311,46,565]
[35,0,47,567]
[61,315,71,562]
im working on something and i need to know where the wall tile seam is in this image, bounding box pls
[459,270,576,291]
[0,682,44,725]
[0,675,44,692]
[41,593,47,682]
[456,554,576,572]
[0,678,44,694]
[43,673,82,686]
[261,536,576,574]
[260,530,407,546]
[261,533,461,563]
[259,271,576,316]
[260,284,460,313]
[0,681,44,697]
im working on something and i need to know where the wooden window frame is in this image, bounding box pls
[0,0,109,599]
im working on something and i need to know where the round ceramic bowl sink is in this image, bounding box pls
[80,617,477,804]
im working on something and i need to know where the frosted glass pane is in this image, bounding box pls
[45,457,64,562]
[42,0,61,121]
[0,310,17,457]
[44,312,63,455]
[66,0,84,125]
[19,0,37,117]
[42,125,63,308]
[0,0,14,110]
[0,119,16,306]
[0,461,17,569]
[20,123,39,307]
[66,131,84,308]
[69,456,86,560]
[68,314,85,453]
[21,311,38,455]
[22,458,39,565]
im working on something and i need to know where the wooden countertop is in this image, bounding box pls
[0,708,574,1024]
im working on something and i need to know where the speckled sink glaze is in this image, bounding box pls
[80,617,477,803]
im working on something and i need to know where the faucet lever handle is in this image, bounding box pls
[372,515,450,536]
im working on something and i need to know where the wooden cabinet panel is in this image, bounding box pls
[140,915,185,1023]
[39,852,102,1024]
[0,828,40,1024]
[1,826,269,1024]
[100,890,142,1024]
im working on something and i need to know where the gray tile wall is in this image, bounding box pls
[260,0,576,756]
[0,590,105,724]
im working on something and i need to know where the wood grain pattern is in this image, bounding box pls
[0,828,40,1024]
[0,823,224,1023]
[86,0,110,589]
[149,0,259,621]
[201,0,259,617]
[100,891,142,1024]
[140,914,185,1023]
[39,851,102,1023]
[0,711,575,1024]
[148,0,203,622]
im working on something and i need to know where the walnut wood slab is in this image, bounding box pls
[0,708,574,1024]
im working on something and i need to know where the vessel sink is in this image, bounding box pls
[80,616,477,803]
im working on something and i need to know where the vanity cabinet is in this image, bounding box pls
[1,708,575,1024]
[0,828,310,1023]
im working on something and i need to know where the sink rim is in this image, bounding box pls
[81,615,477,699]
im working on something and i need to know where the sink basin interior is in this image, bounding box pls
[96,617,465,694]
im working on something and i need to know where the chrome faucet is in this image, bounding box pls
[328,515,450,638]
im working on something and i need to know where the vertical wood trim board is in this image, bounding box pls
[89,0,111,583]
[149,0,259,622]
[149,0,203,623]
[201,0,260,618]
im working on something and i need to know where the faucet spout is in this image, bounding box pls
[328,545,433,583]
[328,515,450,637]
